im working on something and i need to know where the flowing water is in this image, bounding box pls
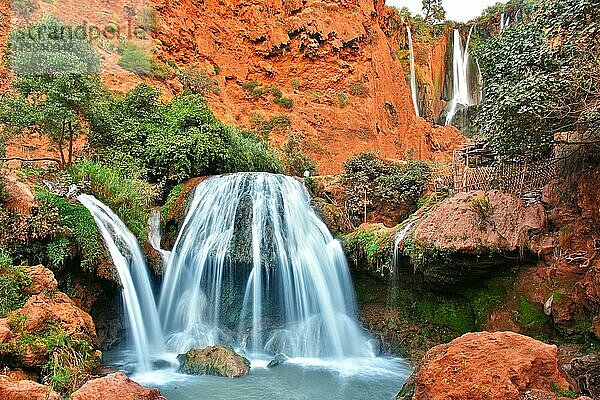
[407,26,420,117]
[445,27,481,126]
[88,173,411,398]
[78,194,163,372]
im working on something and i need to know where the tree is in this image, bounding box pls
[422,0,446,24]
[0,17,102,168]
[473,0,599,161]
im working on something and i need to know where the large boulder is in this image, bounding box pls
[398,332,574,400]
[71,372,166,400]
[177,345,251,378]
[406,191,546,285]
[0,375,60,400]
[0,266,99,368]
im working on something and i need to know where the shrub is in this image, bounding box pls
[11,0,37,20]
[291,78,299,90]
[274,96,293,110]
[250,114,291,138]
[87,85,283,185]
[133,27,148,39]
[343,152,431,225]
[0,261,32,318]
[68,160,155,240]
[0,175,8,205]
[280,134,317,176]
[468,195,494,228]
[338,92,347,107]
[177,67,220,96]
[36,189,102,272]
[118,42,171,79]
[138,7,159,32]
[105,23,119,35]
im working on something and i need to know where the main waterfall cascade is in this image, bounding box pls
[78,194,163,372]
[445,27,482,126]
[407,26,420,117]
[159,173,374,358]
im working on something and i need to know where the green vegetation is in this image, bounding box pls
[349,82,369,97]
[36,189,102,272]
[343,152,431,225]
[551,382,576,399]
[337,92,347,107]
[178,67,220,96]
[344,227,393,276]
[421,0,446,24]
[280,134,318,177]
[469,195,494,228]
[138,7,160,32]
[517,297,551,330]
[88,84,282,184]
[474,0,599,161]
[250,114,291,138]
[0,261,32,318]
[161,183,184,221]
[117,42,172,79]
[291,78,300,91]
[68,161,155,240]
[242,81,294,109]
[0,17,101,168]
[11,0,37,20]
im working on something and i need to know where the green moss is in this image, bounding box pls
[161,183,184,221]
[413,298,475,334]
[344,228,392,275]
[518,297,550,329]
[551,382,576,398]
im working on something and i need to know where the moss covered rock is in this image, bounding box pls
[176,345,250,378]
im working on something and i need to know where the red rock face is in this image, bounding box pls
[0,376,61,400]
[405,331,572,400]
[71,373,166,400]
[151,0,464,174]
[413,190,547,254]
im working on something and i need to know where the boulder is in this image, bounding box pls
[267,353,289,368]
[0,375,60,400]
[398,331,573,400]
[177,345,251,378]
[408,191,546,285]
[71,373,166,400]
[22,265,58,295]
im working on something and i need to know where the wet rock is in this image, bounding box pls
[267,353,289,368]
[397,331,572,400]
[71,372,166,400]
[177,345,251,378]
[0,375,60,400]
[564,355,600,399]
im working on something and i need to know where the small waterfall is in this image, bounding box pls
[500,12,505,30]
[407,26,420,117]
[445,26,478,126]
[388,220,418,308]
[78,194,163,372]
[148,210,171,265]
[158,172,374,359]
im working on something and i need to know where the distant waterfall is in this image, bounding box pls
[445,27,479,126]
[158,173,374,359]
[78,195,163,372]
[407,26,420,117]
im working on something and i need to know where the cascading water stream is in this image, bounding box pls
[158,173,374,359]
[148,210,171,265]
[78,194,163,372]
[445,26,479,126]
[407,26,420,117]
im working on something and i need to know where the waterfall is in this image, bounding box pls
[78,194,163,372]
[158,172,374,359]
[445,26,478,126]
[500,12,505,30]
[392,220,418,268]
[407,26,420,117]
[148,210,171,265]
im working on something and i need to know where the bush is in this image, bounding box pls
[291,78,299,90]
[274,96,293,110]
[11,0,37,20]
[118,42,171,79]
[177,67,220,96]
[0,261,31,318]
[0,175,8,205]
[280,134,317,176]
[105,23,118,35]
[469,195,494,228]
[343,152,431,225]
[133,27,148,39]
[68,161,155,240]
[250,114,291,138]
[87,84,283,185]
[138,7,159,32]
[36,189,102,272]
